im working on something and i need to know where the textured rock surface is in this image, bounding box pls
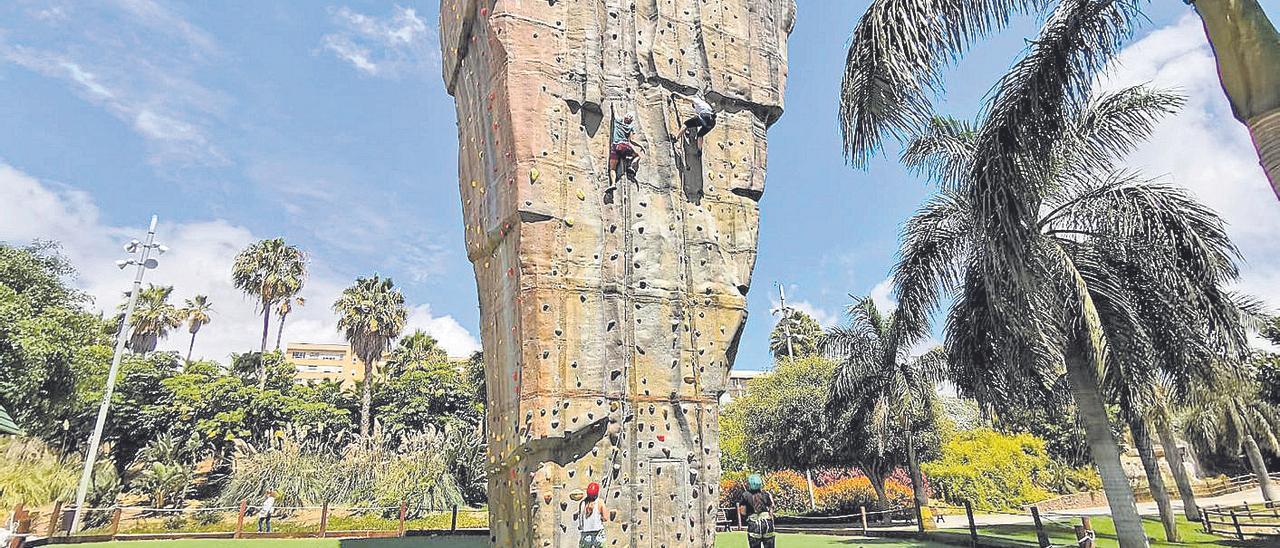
[439,1,794,546]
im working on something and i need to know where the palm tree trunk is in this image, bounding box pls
[360,358,373,438]
[186,331,197,362]
[1064,351,1149,548]
[275,312,288,351]
[863,463,891,523]
[1243,433,1277,501]
[804,468,817,510]
[1155,419,1200,521]
[258,303,270,389]
[906,430,927,532]
[1192,0,1280,198]
[1130,418,1177,542]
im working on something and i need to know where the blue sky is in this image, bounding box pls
[2,1,1278,369]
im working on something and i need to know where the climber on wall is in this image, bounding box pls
[738,474,776,548]
[608,109,644,187]
[672,91,717,151]
[577,482,608,548]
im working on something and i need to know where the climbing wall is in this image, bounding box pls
[438,0,794,546]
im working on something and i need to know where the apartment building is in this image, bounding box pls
[285,342,380,386]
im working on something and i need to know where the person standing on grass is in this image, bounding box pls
[578,482,607,548]
[257,490,277,532]
[738,474,776,548]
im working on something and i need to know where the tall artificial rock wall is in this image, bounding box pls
[439,1,794,546]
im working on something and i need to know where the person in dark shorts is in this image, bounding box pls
[608,111,643,186]
[672,92,717,150]
[737,474,775,548]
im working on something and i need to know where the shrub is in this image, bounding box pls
[0,437,76,508]
[814,475,913,514]
[162,515,187,530]
[923,429,1053,510]
[763,470,810,514]
[719,471,748,509]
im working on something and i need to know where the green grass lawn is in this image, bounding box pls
[977,515,1236,547]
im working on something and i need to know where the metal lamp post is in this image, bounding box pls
[69,215,166,533]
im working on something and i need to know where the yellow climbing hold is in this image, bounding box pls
[530,167,541,183]
[564,217,574,227]
[577,189,585,201]
[471,180,478,188]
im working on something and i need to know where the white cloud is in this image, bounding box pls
[321,5,437,78]
[868,277,895,313]
[1102,15,1280,313]
[111,0,220,58]
[0,163,479,363]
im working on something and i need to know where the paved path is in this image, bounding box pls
[942,487,1271,529]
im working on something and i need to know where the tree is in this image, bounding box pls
[886,70,1244,546]
[274,296,304,351]
[122,285,183,354]
[1182,367,1280,502]
[333,275,407,438]
[823,296,943,524]
[232,238,307,386]
[1190,0,1280,197]
[384,330,450,377]
[181,295,212,362]
[769,309,822,360]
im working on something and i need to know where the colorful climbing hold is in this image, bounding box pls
[529,167,540,183]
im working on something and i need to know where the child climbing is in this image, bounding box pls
[608,109,644,187]
[578,482,607,548]
[672,91,716,151]
[737,474,776,548]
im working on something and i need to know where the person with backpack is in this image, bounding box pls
[578,482,608,548]
[737,474,776,548]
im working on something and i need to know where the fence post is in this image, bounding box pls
[1203,509,1213,534]
[397,501,407,537]
[1080,516,1094,548]
[450,505,459,532]
[736,507,743,529]
[964,500,977,548]
[10,505,29,548]
[859,506,868,536]
[108,508,122,538]
[1230,510,1244,541]
[1030,506,1049,548]
[318,503,328,538]
[234,500,247,539]
[47,501,63,537]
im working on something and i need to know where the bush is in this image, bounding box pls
[814,476,912,514]
[923,429,1054,510]
[763,470,810,514]
[162,515,187,530]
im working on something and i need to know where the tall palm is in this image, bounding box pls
[1183,366,1280,502]
[181,295,213,362]
[334,275,407,438]
[838,0,1280,201]
[232,238,306,386]
[274,296,305,351]
[823,296,944,529]
[121,284,183,354]
[385,329,450,377]
[1191,0,1280,197]
[1149,379,1202,522]
[889,73,1241,546]
[769,309,822,360]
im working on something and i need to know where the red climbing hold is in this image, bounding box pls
[480,7,489,16]
[657,435,666,442]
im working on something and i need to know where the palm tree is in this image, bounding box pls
[232,238,306,386]
[334,275,407,438]
[1149,380,1202,522]
[275,296,305,351]
[181,295,213,362]
[385,329,450,377]
[823,296,944,530]
[1183,367,1280,502]
[1190,0,1280,197]
[888,72,1242,546]
[838,0,1280,201]
[121,284,183,354]
[769,309,822,360]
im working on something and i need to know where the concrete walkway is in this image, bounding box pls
[947,487,1270,529]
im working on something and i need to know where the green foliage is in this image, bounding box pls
[217,428,474,516]
[0,437,76,507]
[769,309,822,360]
[728,356,838,471]
[121,284,183,354]
[921,429,1099,510]
[333,275,407,437]
[374,365,481,436]
[762,470,811,514]
[719,406,748,472]
[814,475,912,514]
[384,330,450,377]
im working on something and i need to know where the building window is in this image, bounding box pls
[292,352,306,359]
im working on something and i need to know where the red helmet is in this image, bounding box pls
[586,482,601,498]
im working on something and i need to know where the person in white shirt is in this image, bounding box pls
[578,482,607,548]
[257,491,277,532]
[672,92,717,151]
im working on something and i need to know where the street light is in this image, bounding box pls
[771,282,796,359]
[69,215,167,533]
